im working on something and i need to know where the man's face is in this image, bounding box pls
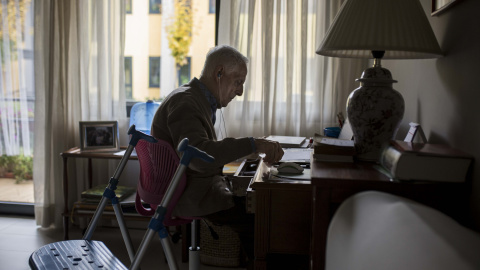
[219,63,247,107]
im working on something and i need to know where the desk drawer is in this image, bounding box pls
[269,189,312,254]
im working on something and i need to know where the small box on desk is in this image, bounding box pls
[224,159,260,214]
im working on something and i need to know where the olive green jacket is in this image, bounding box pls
[151,79,254,217]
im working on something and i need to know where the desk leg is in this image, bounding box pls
[254,189,270,270]
[88,158,93,188]
[62,156,69,240]
[310,188,331,270]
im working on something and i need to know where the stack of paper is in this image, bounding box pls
[265,135,307,148]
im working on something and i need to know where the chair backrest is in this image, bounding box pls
[134,139,193,226]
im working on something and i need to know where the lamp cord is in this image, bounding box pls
[219,108,228,138]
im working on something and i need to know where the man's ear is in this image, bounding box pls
[214,66,224,80]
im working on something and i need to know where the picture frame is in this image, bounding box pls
[432,0,460,16]
[403,122,427,143]
[79,121,119,152]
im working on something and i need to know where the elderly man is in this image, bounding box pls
[151,45,283,266]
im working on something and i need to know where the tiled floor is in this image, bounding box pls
[0,215,245,270]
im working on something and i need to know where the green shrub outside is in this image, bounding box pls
[0,155,33,183]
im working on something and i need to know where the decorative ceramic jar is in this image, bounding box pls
[346,66,405,162]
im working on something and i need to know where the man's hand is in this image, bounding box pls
[254,138,284,165]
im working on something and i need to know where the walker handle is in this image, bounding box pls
[178,138,215,165]
[128,125,158,147]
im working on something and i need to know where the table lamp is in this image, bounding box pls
[316,0,443,162]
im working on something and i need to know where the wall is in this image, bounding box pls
[383,0,480,230]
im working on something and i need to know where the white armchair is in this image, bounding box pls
[326,191,480,270]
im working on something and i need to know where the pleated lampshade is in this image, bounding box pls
[316,0,443,59]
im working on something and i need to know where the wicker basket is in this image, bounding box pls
[200,220,242,267]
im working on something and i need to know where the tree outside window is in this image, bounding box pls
[167,0,193,87]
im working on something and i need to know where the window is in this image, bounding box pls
[149,0,162,14]
[209,0,215,14]
[124,0,215,102]
[149,57,161,88]
[125,57,133,99]
[0,0,35,209]
[125,0,132,14]
[178,57,191,86]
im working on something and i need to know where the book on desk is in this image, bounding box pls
[380,140,473,183]
[312,133,356,162]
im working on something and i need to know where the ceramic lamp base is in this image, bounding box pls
[347,65,405,162]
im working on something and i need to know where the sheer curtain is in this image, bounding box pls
[217,0,368,138]
[0,0,34,157]
[34,0,126,228]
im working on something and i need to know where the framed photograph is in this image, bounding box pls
[432,0,460,16]
[79,121,119,152]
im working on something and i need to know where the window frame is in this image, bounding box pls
[178,57,192,86]
[209,0,215,14]
[125,0,132,14]
[149,56,161,88]
[149,0,162,14]
[124,56,133,100]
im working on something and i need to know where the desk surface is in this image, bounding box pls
[311,161,388,182]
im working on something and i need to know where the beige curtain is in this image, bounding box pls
[217,0,368,138]
[33,0,126,228]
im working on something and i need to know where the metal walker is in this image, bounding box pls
[29,125,213,270]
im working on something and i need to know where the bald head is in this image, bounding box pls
[200,45,249,80]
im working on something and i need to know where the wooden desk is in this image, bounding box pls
[61,147,138,240]
[250,161,312,270]
[309,160,469,270]
[249,159,469,270]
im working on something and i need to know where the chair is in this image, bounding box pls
[134,138,201,266]
[134,139,192,225]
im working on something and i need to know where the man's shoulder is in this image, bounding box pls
[163,85,206,107]
[170,84,201,98]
